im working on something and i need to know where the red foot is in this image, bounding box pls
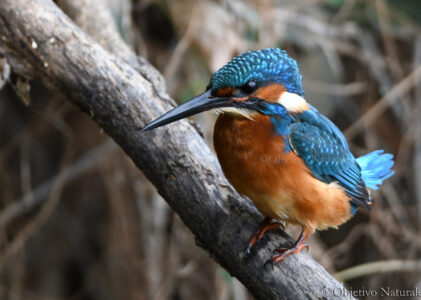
[245,217,283,255]
[265,230,310,267]
[271,243,308,264]
[273,243,308,254]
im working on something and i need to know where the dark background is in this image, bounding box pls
[1,0,420,299]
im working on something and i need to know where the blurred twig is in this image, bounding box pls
[304,80,368,96]
[0,140,117,229]
[334,259,421,282]
[344,63,421,139]
[0,144,73,269]
[332,0,356,24]
[376,0,413,124]
[414,36,421,230]
[163,5,198,83]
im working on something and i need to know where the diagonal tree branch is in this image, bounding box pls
[0,0,353,298]
[55,1,176,295]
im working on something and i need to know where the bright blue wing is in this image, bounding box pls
[288,106,370,209]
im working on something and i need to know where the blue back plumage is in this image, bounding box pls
[288,107,371,210]
[259,104,394,212]
[209,48,304,96]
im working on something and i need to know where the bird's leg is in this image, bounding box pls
[269,227,310,265]
[245,217,283,255]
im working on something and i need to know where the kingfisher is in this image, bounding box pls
[142,48,395,264]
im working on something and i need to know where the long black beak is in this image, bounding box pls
[142,90,234,132]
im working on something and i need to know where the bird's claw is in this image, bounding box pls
[244,245,252,257]
[244,218,283,257]
[279,221,286,231]
[272,243,308,254]
[269,242,309,265]
[263,258,275,271]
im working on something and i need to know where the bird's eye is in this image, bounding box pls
[241,80,258,94]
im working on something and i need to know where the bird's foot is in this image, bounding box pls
[264,229,310,268]
[264,242,308,269]
[244,217,283,256]
[272,243,308,254]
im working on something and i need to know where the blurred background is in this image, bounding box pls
[0,0,420,299]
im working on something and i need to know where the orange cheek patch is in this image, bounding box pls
[254,83,286,102]
[216,87,234,97]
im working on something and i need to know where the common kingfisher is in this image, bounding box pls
[142,48,395,264]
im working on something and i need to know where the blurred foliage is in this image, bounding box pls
[1,0,421,299]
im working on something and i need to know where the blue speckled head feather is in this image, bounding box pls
[209,48,304,96]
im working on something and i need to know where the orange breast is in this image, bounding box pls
[213,113,352,231]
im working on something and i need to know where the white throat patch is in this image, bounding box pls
[277,92,310,113]
[213,107,255,120]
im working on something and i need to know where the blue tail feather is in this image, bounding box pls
[356,150,395,190]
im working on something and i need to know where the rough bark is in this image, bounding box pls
[0,0,353,299]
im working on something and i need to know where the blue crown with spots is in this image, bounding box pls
[209,48,304,96]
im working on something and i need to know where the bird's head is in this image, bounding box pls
[142,48,309,131]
